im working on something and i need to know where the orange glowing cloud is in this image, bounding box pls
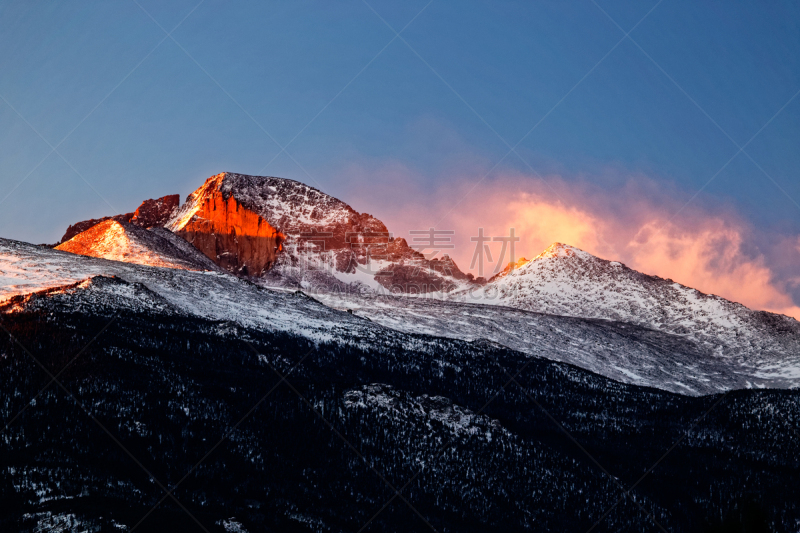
[623,220,800,319]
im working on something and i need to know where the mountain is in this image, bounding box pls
[1,256,798,532]
[32,174,800,395]
[164,172,472,291]
[4,173,800,531]
[458,242,800,346]
[55,219,220,271]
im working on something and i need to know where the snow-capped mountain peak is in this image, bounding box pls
[166,172,368,234]
[164,172,472,291]
[458,241,799,348]
[533,242,595,260]
[490,244,600,283]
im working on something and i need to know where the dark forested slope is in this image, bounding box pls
[0,303,797,532]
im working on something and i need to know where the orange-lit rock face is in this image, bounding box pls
[176,190,285,276]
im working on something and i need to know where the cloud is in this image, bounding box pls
[625,219,800,318]
[339,161,800,319]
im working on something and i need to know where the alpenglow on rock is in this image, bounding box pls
[165,172,471,289]
[165,174,287,276]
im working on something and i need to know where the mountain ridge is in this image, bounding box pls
[3,236,800,395]
[29,172,800,394]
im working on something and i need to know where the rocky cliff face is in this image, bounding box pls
[167,183,285,276]
[186,173,394,268]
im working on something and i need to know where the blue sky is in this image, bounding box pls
[1,0,799,309]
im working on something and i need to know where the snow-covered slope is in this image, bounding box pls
[458,242,799,347]
[55,220,220,272]
[0,237,376,343]
[313,290,800,395]
[0,275,177,316]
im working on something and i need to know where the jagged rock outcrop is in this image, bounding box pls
[58,194,180,243]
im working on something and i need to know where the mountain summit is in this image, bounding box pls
[462,242,798,348]
[164,172,471,290]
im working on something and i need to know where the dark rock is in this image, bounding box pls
[130,194,180,228]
